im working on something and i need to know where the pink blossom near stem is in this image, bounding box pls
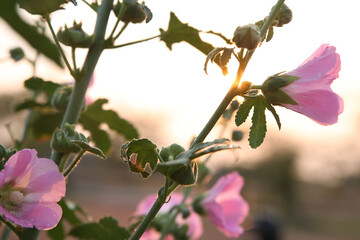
[0,149,66,230]
[140,228,174,240]
[134,193,203,239]
[280,44,344,125]
[200,171,249,238]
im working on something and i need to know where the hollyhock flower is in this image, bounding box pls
[0,149,65,230]
[134,193,203,239]
[200,171,249,238]
[261,44,343,125]
[141,229,174,240]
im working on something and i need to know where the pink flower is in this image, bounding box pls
[200,171,249,238]
[263,44,343,125]
[134,193,203,239]
[0,149,65,230]
[140,229,174,240]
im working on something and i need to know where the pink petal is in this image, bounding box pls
[18,202,63,230]
[23,171,65,203]
[282,89,343,125]
[4,149,37,182]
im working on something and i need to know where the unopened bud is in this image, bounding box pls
[113,0,152,24]
[51,85,73,111]
[57,22,93,48]
[274,4,292,27]
[51,124,88,153]
[10,48,25,62]
[232,24,261,50]
[232,130,244,141]
[261,74,299,105]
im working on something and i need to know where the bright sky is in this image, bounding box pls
[1,0,360,183]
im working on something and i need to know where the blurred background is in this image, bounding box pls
[1,0,360,239]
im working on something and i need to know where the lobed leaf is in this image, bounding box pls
[69,217,130,240]
[160,12,228,74]
[235,98,256,126]
[249,96,267,149]
[120,138,158,178]
[79,99,138,154]
[0,0,62,67]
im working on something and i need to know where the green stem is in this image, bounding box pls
[50,0,113,165]
[113,22,129,40]
[1,227,10,240]
[160,187,191,239]
[242,0,286,69]
[251,84,262,89]
[130,183,179,240]
[107,35,160,49]
[63,150,86,177]
[108,2,128,40]
[191,85,238,148]
[71,47,77,72]
[58,153,70,172]
[45,15,76,78]
[0,217,20,238]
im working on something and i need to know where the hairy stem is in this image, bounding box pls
[107,35,160,49]
[45,16,76,77]
[50,0,113,165]
[130,183,179,240]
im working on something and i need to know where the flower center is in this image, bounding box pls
[0,185,24,210]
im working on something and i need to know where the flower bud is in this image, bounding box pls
[9,48,25,62]
[232,130,244,141]
[232,24,261,50]
[273,4,292,27]
[51,123,88,153]
[17,0,74,15]
[192,194,206,216]
[261,74,299,105]
[113,0,152,24]
[57,22,93,48]
[51,85,73,111]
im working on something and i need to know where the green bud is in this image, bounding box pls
[51,85,73,111]
[9,48,25,62]
[17,0,73,15]
[230,100,240,111]
[232,130,244,141]
[192,194,206,216]
[57,22,93,48]
[113,0,152,24]
[51,123,88,153]
[179,205,190,219]
[274,4,293,27]
[5,148,16,161]
[170,162,198,186]
[261,74,299,105]
[232,24,261,50]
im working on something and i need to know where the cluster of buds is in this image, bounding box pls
[57,22,93,48]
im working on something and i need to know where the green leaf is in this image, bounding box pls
[24,77,61,98]
[266,26,274,42]
[0,0,62,67]
[30,111,63,141]
[47,221,65,240]
[79,99,138,154]
[235,98,256,126]
[59,199,84,226]
[71,140,106,159]
[78,116,111,155]
[249,96,267,149]
[155,139,240,184]
[69,217,130,240]
[260,95,281,129]
[160,12,225,72]
[120,138,158,178]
